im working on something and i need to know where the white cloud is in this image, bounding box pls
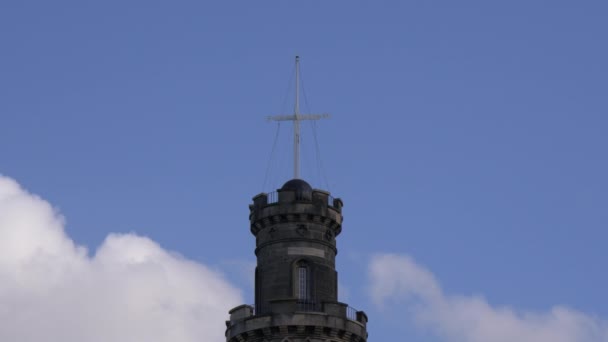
[0,175,242,342]
[369,254,608,342]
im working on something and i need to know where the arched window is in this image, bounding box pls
[298,264,308,300]
[294,260,310,301]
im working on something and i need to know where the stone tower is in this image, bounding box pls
[225,178,368,342]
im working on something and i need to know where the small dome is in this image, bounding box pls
[281,179,313,200]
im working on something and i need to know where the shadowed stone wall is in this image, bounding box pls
[226,179,368,342]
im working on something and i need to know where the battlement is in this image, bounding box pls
[249,187,343,236]
[226,301,368,342]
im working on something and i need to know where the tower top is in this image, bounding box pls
[267,56,329,179]
[225,57,368,342]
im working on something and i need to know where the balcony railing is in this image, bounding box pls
[346,305,358,321]
[296,300,318,312]
[248,302,360,322]
[267,191,279,204]
[265,191,338,208]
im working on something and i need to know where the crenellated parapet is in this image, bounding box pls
[249,188,343,237]
[226,302,368,342]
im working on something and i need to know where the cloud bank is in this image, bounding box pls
[0,175,242,342]
[370,254,608,342]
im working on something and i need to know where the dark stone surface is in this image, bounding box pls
[280,178,313,201]
[226,179,368,342]
[281,178,313,193]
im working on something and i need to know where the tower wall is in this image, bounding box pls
[226,305,368,342]
[251,189,342,314]
[226,180,367,342]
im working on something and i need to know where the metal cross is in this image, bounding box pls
[267,56,329,179]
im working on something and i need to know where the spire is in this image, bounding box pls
[267,56,329,179]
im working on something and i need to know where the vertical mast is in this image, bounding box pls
[267,56,329,182]
[294,56,301,179]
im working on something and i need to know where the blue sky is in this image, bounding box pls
[1,1,607,341]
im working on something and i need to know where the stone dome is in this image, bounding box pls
[280,179,313,200]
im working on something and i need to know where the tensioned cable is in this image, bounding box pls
[312,121,331,191]
[300,67,332,191]
[299,67,317,184]
[280,64,296,115]
[262,121,282,191]
[262,63,296,191]
[299,64,313,114]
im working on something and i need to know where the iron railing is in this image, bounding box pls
[346,305,358,321]
[265,191,338,208]
[267,191,278,204]
[296,300,318,312]
[250,302,360,322]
